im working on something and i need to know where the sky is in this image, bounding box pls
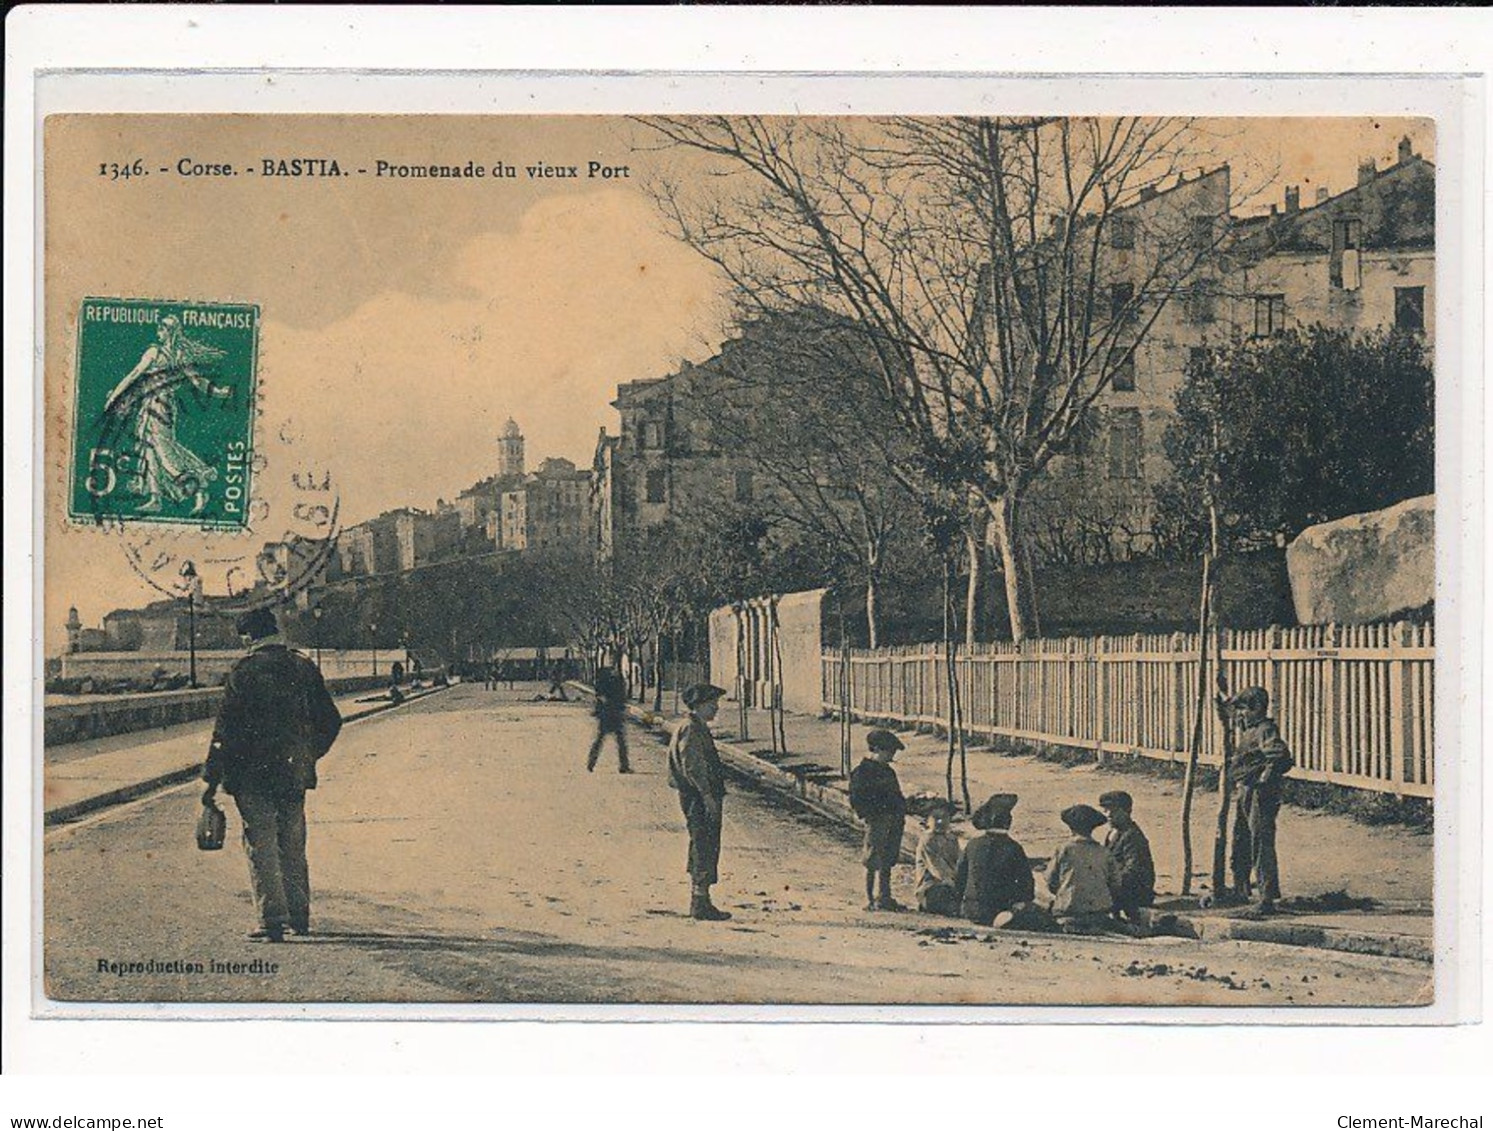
[43,114,1434,651]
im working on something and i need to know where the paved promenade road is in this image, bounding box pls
[44,685,1433,1008]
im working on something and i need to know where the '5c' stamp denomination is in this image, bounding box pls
[69,298,259,529]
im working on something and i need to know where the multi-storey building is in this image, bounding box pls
[590,347,765,561]
[1032,138,1433,559]
[393,508,463,572]
[500,457,592,553]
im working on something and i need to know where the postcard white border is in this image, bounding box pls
[4,3,1490,1091]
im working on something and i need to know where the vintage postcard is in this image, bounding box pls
[38,105,1455,1016]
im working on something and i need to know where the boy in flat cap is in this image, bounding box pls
[667,683,731,920]
[1099,790,1156,922]
[954,793,1037,927]
[1228,686,1295,912]
[913,799,961,916]
[849,729,908,911]
[1045,804,1122,933]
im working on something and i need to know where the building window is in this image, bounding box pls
[645,469,667,504]
[734,469,755,504]
[1184,282,1216,324]
[1253,294,1287,337]
[1330,218,1363,290]
[1110,216,1136,250]
[1110,282,1135,323]
[1112,350,1136,392]
[1106,410,1143,480]
[689,418,713,452]
[1187,346,1210,375]
[1395,286,1426,333]
[641,421,663,450]
[1189,216,1214,251]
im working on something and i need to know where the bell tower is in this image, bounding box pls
[499,418,525,480]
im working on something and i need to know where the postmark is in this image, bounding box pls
[110,420,343,616]
[69,297,259,530]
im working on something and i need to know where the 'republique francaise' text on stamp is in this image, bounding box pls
[69,297,259,530]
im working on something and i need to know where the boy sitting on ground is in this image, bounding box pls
[1099,789,1156,924]
[913,799,961,916]
[1046,804,1123,934]
[954,793,1041,928]
[849,728,909,912]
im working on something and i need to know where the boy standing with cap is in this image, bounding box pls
[1228,686,1295,912]
[849,728,908,911]
[1099,790,1156,922]
[668,683,731,921]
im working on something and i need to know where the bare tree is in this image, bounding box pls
[641,115,1236,642]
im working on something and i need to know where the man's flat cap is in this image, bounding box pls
[1231,686,1269,711]
[1098,790,1134,811]
[1060,803,1108,835]
[235,606,278,641]
[682,682,727,708]
[970,792,1019,830]
[865,728,905,753]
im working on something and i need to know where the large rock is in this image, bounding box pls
[1286,495,1434,624]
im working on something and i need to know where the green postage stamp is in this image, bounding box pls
[69,297,259,530]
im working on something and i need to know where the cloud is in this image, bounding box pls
[264,189,724,524]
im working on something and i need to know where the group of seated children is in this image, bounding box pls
[848,728,1156,932]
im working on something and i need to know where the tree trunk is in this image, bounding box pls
[865,571,880,651]
[1179,552,1213,896]
[942,562,958,806]
[1207,499,1236,901]
[964,529,981,648]
[652,631,665,715]
[989,492,1038,643]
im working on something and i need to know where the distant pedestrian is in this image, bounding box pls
[547,661,569,701]
[667,683,732,921]
[483,662,497,691]
[1228,686,1295,912]
[954,793,1040,928]
[1045,804,1121,934]
[849,728,908,912]
[587,664,631,773]
[200,607,342,943]
[913,800,961,916]
[1099,790,1156,922]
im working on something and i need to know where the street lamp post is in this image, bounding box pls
[313,606,324,671]
[370,621,378,680]
[180,561,201,689]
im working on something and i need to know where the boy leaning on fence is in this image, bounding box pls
[1227,686,1295,913]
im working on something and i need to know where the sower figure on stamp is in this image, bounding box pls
[1227,686,1295,913]
[587,661,631,773]
[201,607,342,942]
[102,314,232,517]
[668,683,732,920]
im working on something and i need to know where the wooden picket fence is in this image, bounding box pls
[821,623,1434,797]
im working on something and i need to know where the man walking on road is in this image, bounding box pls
[667,683,731,921]
[587,662,631,773]
[201,606,343,942]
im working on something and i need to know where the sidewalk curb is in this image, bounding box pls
[610,693,1431,965]
[43,683,454,828]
